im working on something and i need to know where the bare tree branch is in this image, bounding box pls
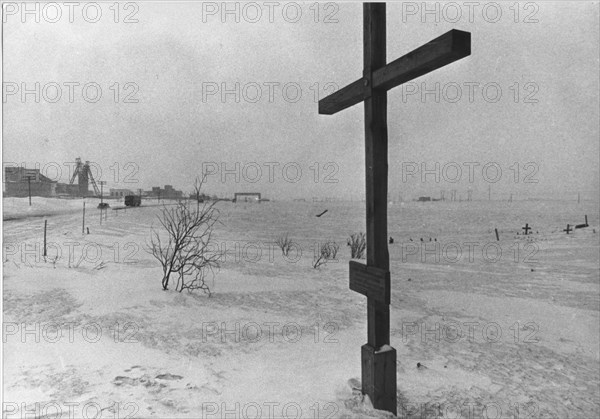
[146,175,222,293]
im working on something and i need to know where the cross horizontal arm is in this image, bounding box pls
[319,29,471,115]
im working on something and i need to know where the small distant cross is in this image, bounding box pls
[522,223,531,235]
[564,224,572,234]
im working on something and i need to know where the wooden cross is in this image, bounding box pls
[575,215,588,229]
[564,224,572,234]
[522,223,531,235]
[318,3,470,414]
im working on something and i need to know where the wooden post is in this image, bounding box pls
[361,5,396,413]
[99,181,105,205]
[494,228,499,241]
[43,220,47,257]
[27,176,32,206]
[364,1,390,347]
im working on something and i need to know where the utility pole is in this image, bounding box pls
[99,181,106,224]
[99,181,106,205]
[26,176,32,206]
[43,220,47,257]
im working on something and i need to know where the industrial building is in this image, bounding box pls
[4,167,57,197]
[147,185,183,199]
[4,158,99,198]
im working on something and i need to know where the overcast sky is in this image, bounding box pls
[2,1,599,200]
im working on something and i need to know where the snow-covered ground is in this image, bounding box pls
[3,197,599,418]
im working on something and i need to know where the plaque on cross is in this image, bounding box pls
[318,3,471,414]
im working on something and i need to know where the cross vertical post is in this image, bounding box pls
[364,3,389,347]
[361,3,396,414]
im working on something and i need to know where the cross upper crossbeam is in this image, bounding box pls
[319,29,471,115]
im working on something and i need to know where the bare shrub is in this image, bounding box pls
[191,173,209,211]
[349,233,366,259]
[313,241,340,268]
[147,176,221,294]
[275,233,294,256]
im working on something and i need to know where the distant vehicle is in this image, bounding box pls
[125,195,141,207]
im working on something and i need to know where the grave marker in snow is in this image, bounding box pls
[318,3,471,414]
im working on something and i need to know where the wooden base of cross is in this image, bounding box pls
[350,261,396,411]
[319,3,470,415]
[361,344,396,410]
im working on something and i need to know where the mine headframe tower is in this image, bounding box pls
[69,158,100,197]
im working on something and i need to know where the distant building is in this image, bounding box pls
[233,192,261,203]
[110,188,135,198]
[417,196,432,202]
[55,183,80,196]
[4,167,56,197]
[147,185,183,199]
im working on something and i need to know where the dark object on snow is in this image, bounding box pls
[125,195,141,207]
[575,215,589,229]
[86,227,90,235]
[155,373,183,381]
[389,237,394,244]
[316,209,328,217]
